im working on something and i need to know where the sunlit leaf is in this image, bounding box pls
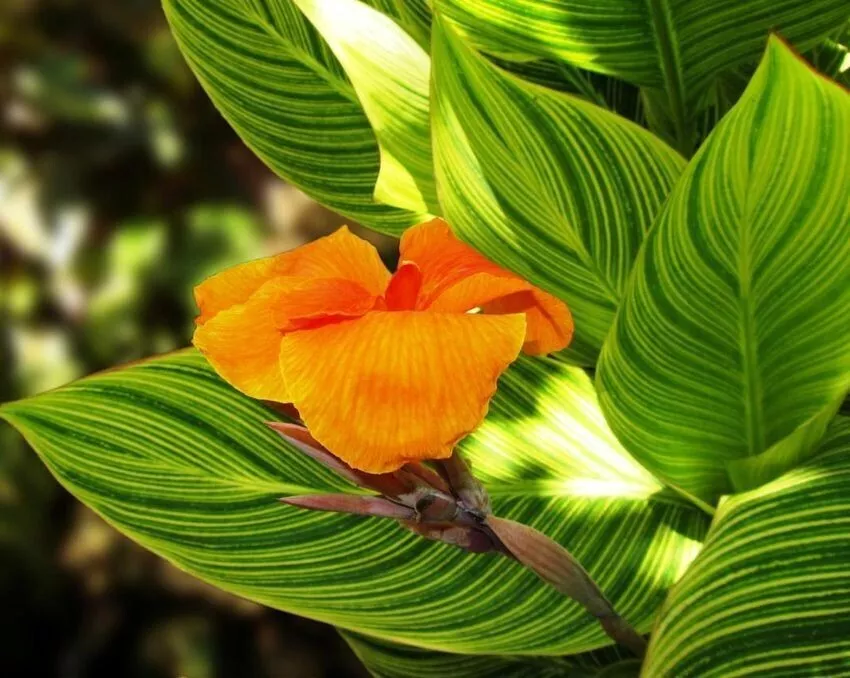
[431,17,685,365]
[364,0,431,51]
[0,350,708,654]
[434,0,849,152]
[291,0,436,215]
[162,0,429,233]
[597,38,850,505]
[644,418,850,677]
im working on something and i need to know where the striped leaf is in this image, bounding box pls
[495,58,645,124]
[649,29,849,150]
[0,350,709,655]
[596,38,850,506]
[431,17,685,365]
[163,0,433,232]
[365,0,431,50]
[342,631,635,677]
[435,0,849,152]
[643,417,850,677]
[290,0,436,215]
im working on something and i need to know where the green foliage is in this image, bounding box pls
[3,0,849,676]
[596,37,850,505]
[162,0,423,234]
[431,16,684,364]
[644,418,850,676]
[342,631,634,677]
[290,0,436,216]
[0,351,707,656]
[434,0,848,153]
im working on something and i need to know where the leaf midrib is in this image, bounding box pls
[645,0,689,153]
[737,143,766,457]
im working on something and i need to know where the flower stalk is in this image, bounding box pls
[271,422,646,657]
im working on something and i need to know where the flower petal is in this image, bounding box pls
[193,295,289,402]
[195,226,390,323]
[384,261,423,311]
[398,218,504,306]
[481,289,573,355]
[194,277,377,402]
[194,258,275,326]
[270,278,379,331]
[401,218,573,354]
[279,311,526,473]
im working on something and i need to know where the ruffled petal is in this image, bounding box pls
[193,292,290,403]
[195,257,284,326]
[281,226,391,296]
[401,218,573,354]
[195,226,390,324]
[269,278,379,331]
[398,218,504,307]
[279,311,526,473]
[194,277,378,402]
[481,288,573,355]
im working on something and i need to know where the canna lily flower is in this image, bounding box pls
[193,218,572,473]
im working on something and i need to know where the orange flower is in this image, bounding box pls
[193,218,572,473]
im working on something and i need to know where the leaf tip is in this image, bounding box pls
[761,31,840,88]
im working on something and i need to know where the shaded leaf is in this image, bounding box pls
[343,630,631,677]
[807,21,850,86]
[494,58,645,123]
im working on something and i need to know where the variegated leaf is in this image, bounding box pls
[431,16,685,365]
[597,37,850,505]
[0,350,708,655]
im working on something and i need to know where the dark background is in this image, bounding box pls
[0,0,392,674]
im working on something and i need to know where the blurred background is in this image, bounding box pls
[0,0,394,674]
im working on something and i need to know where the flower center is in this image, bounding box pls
[384,260,423,311]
